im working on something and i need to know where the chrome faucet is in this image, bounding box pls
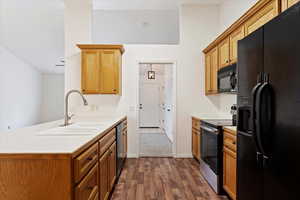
[63,90,88,126]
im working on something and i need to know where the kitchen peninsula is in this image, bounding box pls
[0,115,127,200]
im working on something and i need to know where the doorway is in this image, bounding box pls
[138,62,176,157]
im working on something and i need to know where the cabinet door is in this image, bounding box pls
[245,0,279,35]
[229,26,245,64]
[99,50,120,94]
[288,0,299,7]
[223,147,237,200]
[192,129,200,161]
[99,151,109,200]
[218,37,230,69]
[108,142,116,190]
[210,47,218,93]
[75,164,99,200]
[81,50,100,94]
[205,53,212,94]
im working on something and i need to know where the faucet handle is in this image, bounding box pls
[68,114,75,120]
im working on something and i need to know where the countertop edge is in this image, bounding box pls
[0,116,127,159]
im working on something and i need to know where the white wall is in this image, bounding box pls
[214,0,259,113]
[219,0,258,33]
[0,46,42,131]
[40,74,65,123]
[0,0,64,73]
[93,9,179,44]
[65,3,222,157]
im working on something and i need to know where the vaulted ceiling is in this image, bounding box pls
[0,0,222,74]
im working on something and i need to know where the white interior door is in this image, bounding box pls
[139,83,160,128]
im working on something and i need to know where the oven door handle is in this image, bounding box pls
[200,126,218,134]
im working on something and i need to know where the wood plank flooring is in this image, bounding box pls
[111,158,228,200]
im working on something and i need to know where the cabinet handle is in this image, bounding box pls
[86,157,93,161]
[86,186,94,190]
[232,141,236,145]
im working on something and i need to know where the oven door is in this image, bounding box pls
[200,125,221,175]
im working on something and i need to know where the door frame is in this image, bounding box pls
[136,60,177,157]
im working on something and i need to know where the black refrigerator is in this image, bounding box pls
[237,2,300,200]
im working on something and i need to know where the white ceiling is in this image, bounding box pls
[93,0,222,10]
[0,0,65,74]
[0,0,223,74]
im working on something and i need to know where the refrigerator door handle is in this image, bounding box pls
[252,72,264,153]
[255,75,273,157]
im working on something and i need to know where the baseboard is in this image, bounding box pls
[139,153,173,158]
[127,153,139,158]
[174,153,193,158]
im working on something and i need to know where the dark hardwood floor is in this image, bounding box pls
[111,158,228,200]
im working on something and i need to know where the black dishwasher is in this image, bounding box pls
[116,123,126,178]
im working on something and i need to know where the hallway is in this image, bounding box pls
[139,132,173,157]
[111,158,228,200]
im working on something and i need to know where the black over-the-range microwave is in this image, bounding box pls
[217,64,237,93]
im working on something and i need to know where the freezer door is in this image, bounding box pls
[263,3,300,199]
[237,28,264,200]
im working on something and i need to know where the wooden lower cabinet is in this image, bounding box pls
[100,150,110,200]
[192,129,201,161]
[108,142,117,189]
[75,164,99,200]
[223,147,237,200]
[0,118,127,200]
[223,128,237,200]
[100,141,117,200]
[192,118,201,161]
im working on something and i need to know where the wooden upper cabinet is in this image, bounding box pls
[282,0,299,11]
[229,26,245,64]
[81,50,100,94]
[245,0,280,35]
[205,53,212,94]
[78,44,124,95]
[218,37,230,69]
[210,47,218,92]
[205,47,218,95]
[100,50,120,94]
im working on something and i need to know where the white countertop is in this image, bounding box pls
[0,115,126,154]
[191,113,232,120]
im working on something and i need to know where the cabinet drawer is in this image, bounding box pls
[99,129,116,156]
[224,132,236,152]
[75,163,99,200]
[192,118,201,130]
[74,143,99,183]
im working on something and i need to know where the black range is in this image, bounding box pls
[198,119,234,194]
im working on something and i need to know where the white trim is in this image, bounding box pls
[175,154,193,158]
[136,60,178,158]
[127,153,139,158]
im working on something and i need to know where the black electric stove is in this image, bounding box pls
[200,119,233,128]
[198,119,235,194]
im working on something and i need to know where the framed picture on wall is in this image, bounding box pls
[148,71,155,79]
